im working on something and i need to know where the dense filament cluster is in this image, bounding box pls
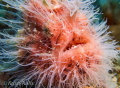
[0,0,119,88]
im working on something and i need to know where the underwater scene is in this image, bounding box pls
[0,0,120,88]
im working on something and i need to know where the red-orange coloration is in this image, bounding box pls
[12,0,118,88]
